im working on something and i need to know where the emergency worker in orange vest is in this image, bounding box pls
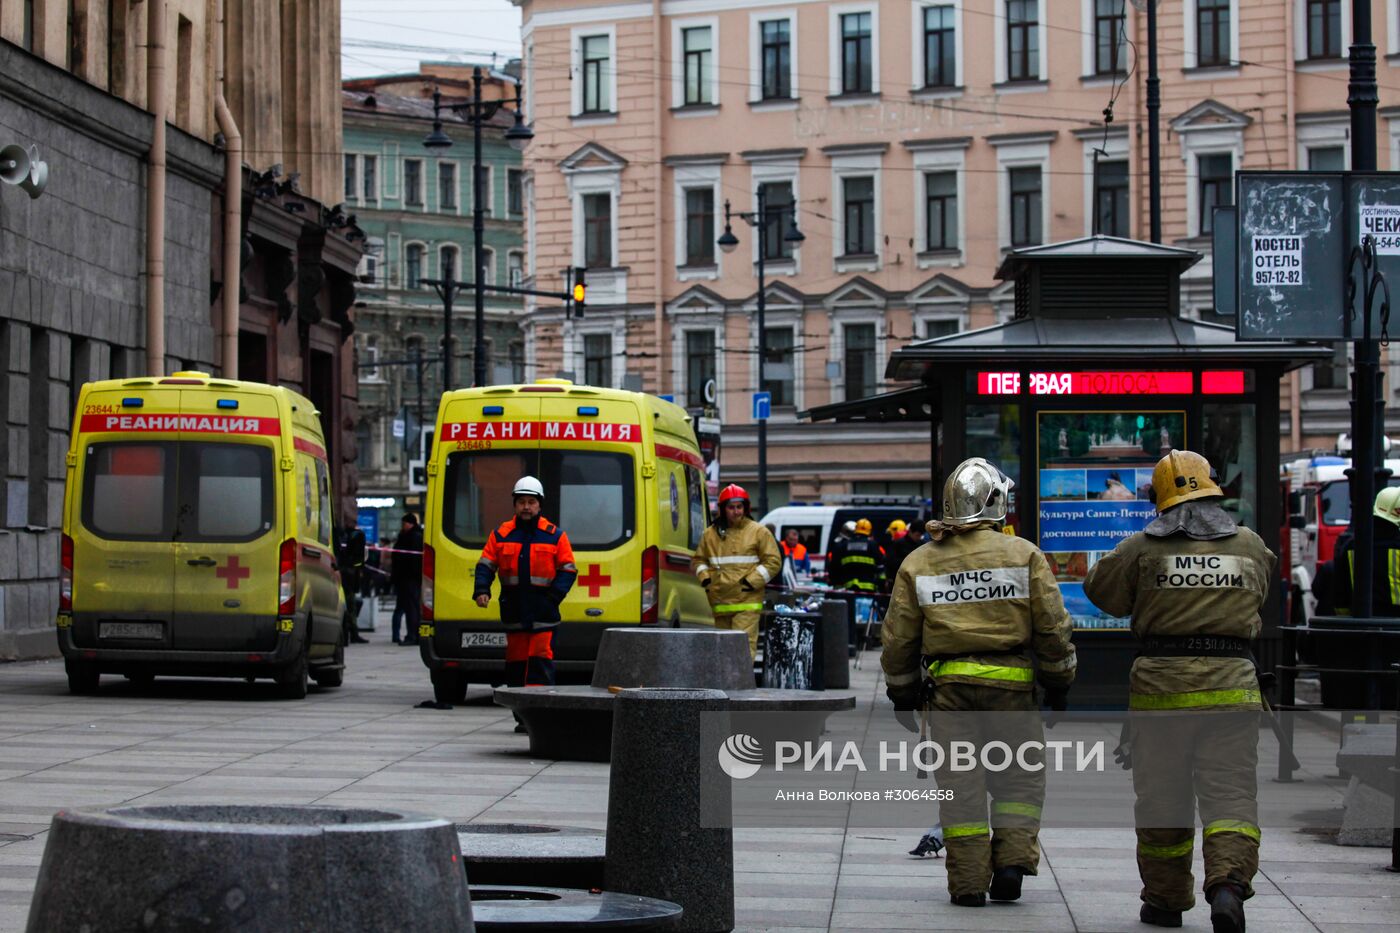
[474,476,578,687]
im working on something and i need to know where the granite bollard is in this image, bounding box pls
[26,804,473,932]
[820,599,851,689]
[605,688,733,933]
[590,627,754,690]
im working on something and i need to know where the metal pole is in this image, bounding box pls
[756,189,769,518]
[1146,0,1161,244]
[1349,0,1379,624]
[441,276,455,392]
[473,66,488,388]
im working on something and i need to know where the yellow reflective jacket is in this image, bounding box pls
[693,517,783,615]
[882,525,1077,693]
[1083,525,1276,711]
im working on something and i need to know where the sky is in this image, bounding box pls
[341,0,524,79]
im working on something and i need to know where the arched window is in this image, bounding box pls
[405,243,424,289]
[507,251,525,288]
[440,245,460,283]
[480,246,497,286]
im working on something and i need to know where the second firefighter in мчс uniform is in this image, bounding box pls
[693,484,782,659]
[882,457,1077,908]
[1083,450,1274,933]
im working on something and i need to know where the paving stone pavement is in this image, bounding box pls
[0,623,1397,931]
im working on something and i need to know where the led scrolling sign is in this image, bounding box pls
[976,370,1246,397]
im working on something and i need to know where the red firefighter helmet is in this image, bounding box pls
[718,484,750,512]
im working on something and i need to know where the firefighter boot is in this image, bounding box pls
[950,893,986,907]
[989,866,1025,902]
[1208,884,1246,933]
[1139,904,1183,928]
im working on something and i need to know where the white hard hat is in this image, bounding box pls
[513,475,545,499]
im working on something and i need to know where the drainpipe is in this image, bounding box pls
[214,0,243,378]
[144,0,167,376]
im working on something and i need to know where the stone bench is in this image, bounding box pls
[494,627,855,762]
[1335,723,1398,847]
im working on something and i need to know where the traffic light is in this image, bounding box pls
[571,267,586,319]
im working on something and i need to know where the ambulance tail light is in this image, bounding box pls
[640,546,659,624]
[422,544,435,622]
[278,538,296,616]
[59,534,74,611]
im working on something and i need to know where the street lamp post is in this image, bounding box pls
[718,192,805,518]
[423,66,533,389]
[1128,0,1161,243]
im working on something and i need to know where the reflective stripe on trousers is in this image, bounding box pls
[713,602,764,613]
[1128,689,1261,710]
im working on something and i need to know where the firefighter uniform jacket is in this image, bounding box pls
[1332,521,1400,617]
[693,517,783,615]
[1083,520,1274,711]
[882,524,1077,693]
[829,534,885,592]
[474,516,578,631]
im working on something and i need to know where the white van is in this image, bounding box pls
[758,501,927,577]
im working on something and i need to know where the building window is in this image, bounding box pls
[923,6,956,88]
[844,323,877,400]
[925,171,958,251]
[174,14,191,125]
[762,327,795,408]
[583,333,613,387]
[356,421,373,470]
[1095,160,1130,238]
[404,159,423,206]
[360,337,382,382]
[1009,166,1043,247]
[759,182,796,261]
[840,12,873,94]
[1095,0,1126,75]
[508,169,524,215]
[508,251,524,287]
[1309,146,1345,170]
[360,237,384,284]
[684,188,715,267]
[1313,344,1348,389]
[843,176,876,256]
[924,318,960,339]
[1197,0,1231,66]
[440,246,459,283]
[761,19,792,99]
[685,330,716,408]
[344,155,357,201]
[581,34,611,113]
[1007,0,1040,81]
[1307,0,1342,59]
[439,162,457,210]
[582,192,612,267]
[405,244,424,289]
[510,342,526,383]
[363,155,377,201]
[1198,153,1233,235]
[683,26,713,105]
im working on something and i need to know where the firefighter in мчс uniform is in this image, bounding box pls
[882,457,1077,908]
[474,476,578,687]
[841,518,885,593]
[694,484,782,659]
[1083,450,1274,933]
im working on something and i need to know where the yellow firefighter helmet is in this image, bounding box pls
[854,518,873,536]
[1151,450,1222,513]
[1373,486,1400,527]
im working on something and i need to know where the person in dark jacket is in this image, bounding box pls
[474,476,578,687]
[336,525,369,644]
[884,520,928,591]
[391,513,424,645]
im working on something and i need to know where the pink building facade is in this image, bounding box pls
[515,0,1400,500]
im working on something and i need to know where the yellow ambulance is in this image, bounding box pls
[419,380,712,701]
[56,372,346,699]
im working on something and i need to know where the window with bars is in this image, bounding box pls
[683,26,713,105]
[761,19,791,99]
[363,155,377,201]
[684,187,715,266]
[583,334,613,387]
[925,171,958,251]
[840,12,873,94]
[685,330,716,408]
[439,162,457,210]
[844,324,877,400]
[1197,0,1231,67]
[1095,0,1126,75]
[1007,0,1039,81]
[1009,166,1043,247]
[1307,0,1342,59]
[762,327,795,407]
[1095,160,1130,238]
[924,6,956,88]
[583,193,613,267]
[1198,153,1233,235]
[581,35,611,113]
[404,159,423,206]
[843,176,876,256]
[759,182,796,261]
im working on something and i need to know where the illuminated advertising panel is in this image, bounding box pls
[1038,410,1187,631]
[977,370,1247,396]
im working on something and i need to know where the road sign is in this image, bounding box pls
[392,418,405,439]
[659,394,675,403]
[752,391,771,421]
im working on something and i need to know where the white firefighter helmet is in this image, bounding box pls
[942,457,1014,526]
[512,475,545,499]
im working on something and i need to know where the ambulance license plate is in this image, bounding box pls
[99,621,163,640]
[461,632,506,649]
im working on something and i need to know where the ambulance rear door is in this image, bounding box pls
[169,391,282,650]
[71,389,182,642]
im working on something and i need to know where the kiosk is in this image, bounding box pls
[806,237,1329,706]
